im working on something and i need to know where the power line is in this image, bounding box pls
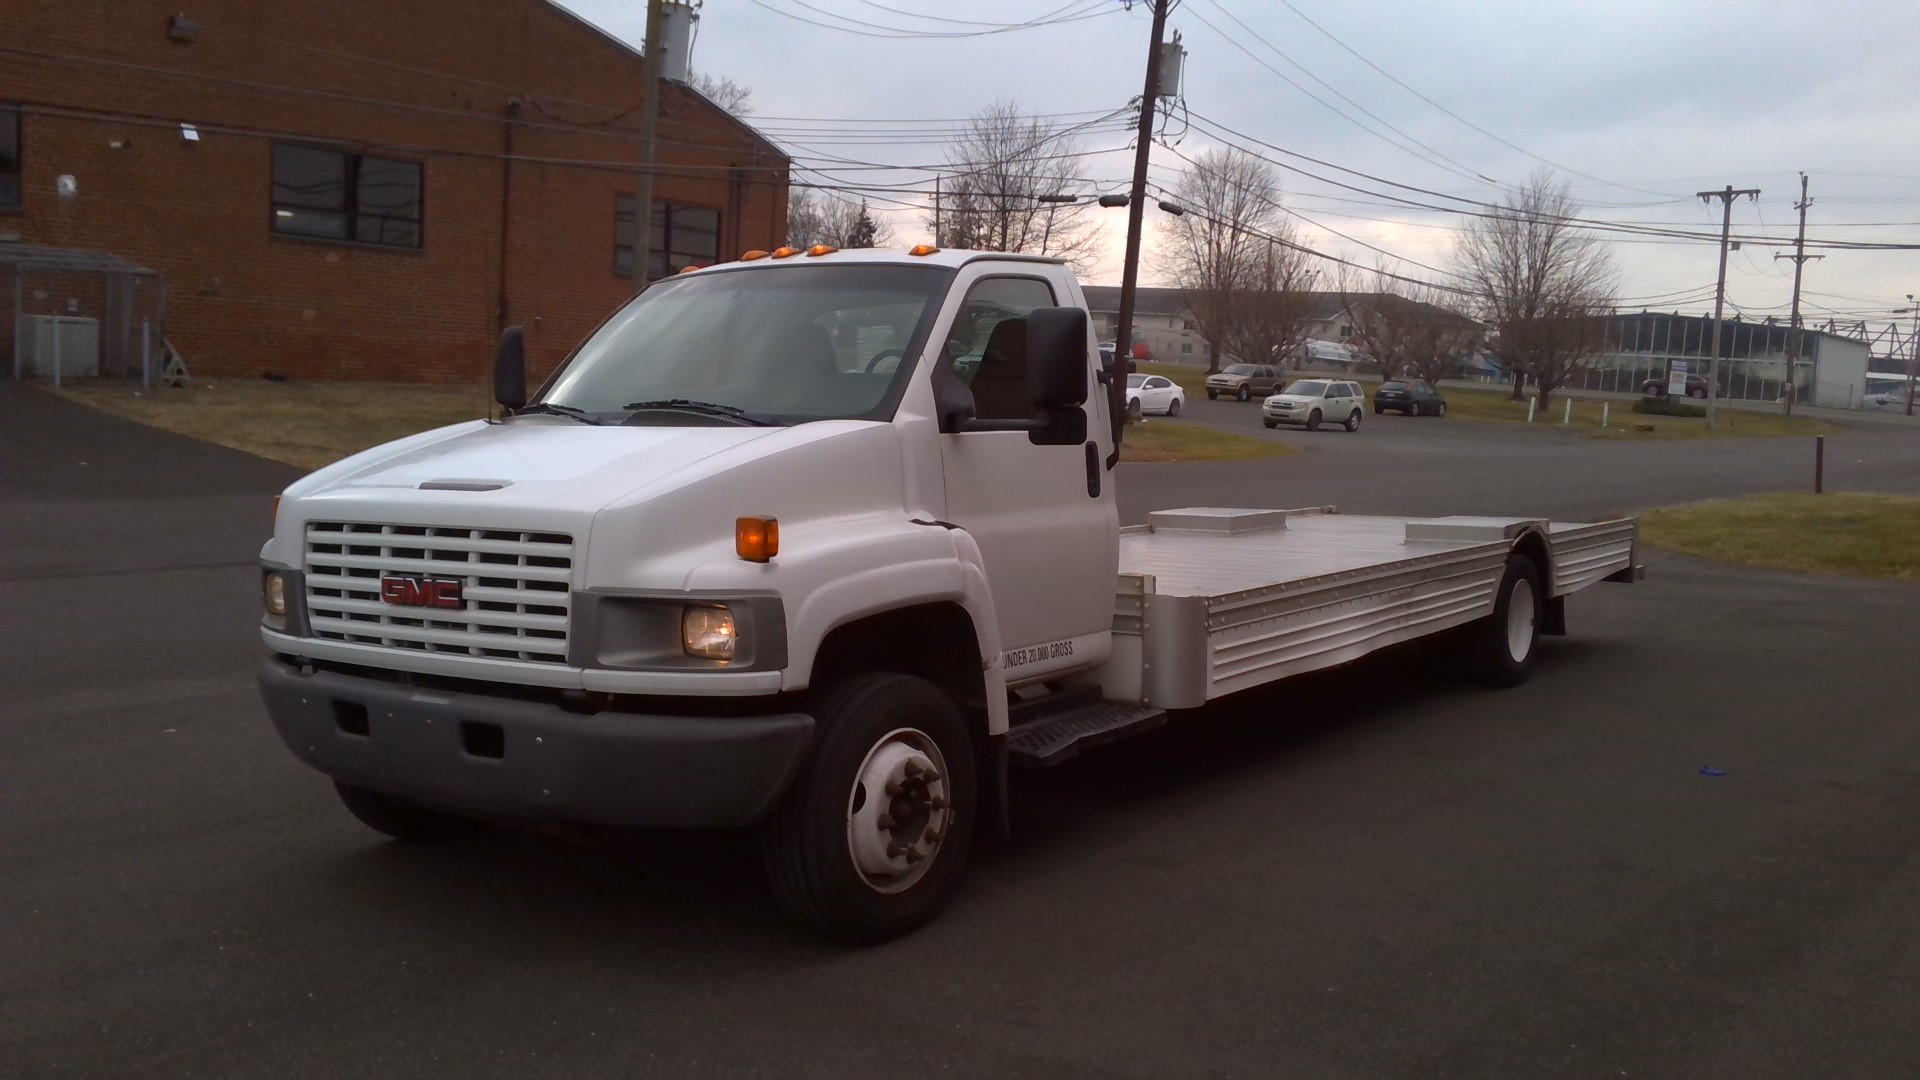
[743,0,1113,39]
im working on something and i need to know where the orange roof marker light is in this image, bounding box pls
[677,264,703,274]
[739,249,771,261]
[806,244,838,257]
[736,516,779,563]
[908,244,941,257]
[771,246,801,259]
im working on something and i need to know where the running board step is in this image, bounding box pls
[1006,703,1168,768]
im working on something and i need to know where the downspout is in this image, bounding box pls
[496,99,520,335]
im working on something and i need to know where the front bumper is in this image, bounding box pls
[259,657,814,828]
[1262,404,1305,424]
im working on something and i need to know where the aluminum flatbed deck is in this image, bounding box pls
[1097,507,1637,708]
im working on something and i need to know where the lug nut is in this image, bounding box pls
[920,767,942,783]
[903,761,924,778]
[884,781,904,797]
[887,842,908,858]
[903,849,925,864]
[924,827,945,842]
[929,796,949,811]
[876,814,895,830]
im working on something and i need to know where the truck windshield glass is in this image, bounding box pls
[538,264,952,423]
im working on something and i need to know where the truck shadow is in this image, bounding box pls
[287,638,1610,960]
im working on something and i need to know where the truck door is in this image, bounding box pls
[935,271,1117,682]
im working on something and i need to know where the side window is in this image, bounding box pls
[0,105,19,210]
[949,276,1056,422]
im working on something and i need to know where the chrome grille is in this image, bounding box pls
[304,522,574,664]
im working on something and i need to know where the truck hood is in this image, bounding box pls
[286,417,780,508]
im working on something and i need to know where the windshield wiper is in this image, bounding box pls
[515,402,602,425]
[620,399,777,426]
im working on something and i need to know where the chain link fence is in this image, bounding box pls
[3,244,169,387]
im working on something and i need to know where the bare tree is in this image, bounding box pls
[1159,147,1315,372]
[1452,169,1617,410]
[1336,264,1482,385]
[929,101,1099,268]
[688,72,752,116]
[787,190,894,248]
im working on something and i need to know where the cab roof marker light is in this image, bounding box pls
[771,247,801,259]
[908,244,940,256]
[806,244,838,257]
[677,264,703,274]
[739,249,771,261]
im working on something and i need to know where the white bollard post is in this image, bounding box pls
[1527,397,1536,423]
[1564,397,1572,424]
[1602,401,1610,428]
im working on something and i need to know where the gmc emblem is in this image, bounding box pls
[380,575,464,609]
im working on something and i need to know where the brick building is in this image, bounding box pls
[0,0,789,382]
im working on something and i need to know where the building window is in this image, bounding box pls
[615,197,721,278]
[1181,342,1193,355]
[1183,319,1195,331]
[0,106,20,210]
[271,144,422,248]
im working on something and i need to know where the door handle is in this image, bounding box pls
[1083,441,1100,498]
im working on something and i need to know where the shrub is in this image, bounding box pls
[1634,396,1706,418]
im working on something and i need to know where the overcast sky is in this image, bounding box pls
[566,0,1920,340]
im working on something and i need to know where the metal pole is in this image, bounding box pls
[141,317,151,390]
[628,0,667,289]
[1814,435,1825,493]
[1775,173,1818,416]
[1108,0,1170,460]
[1905,296,1918,417]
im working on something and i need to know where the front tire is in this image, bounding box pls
[1305,409,1322,432]
[1262,418,1279,428]
[334,783,479,843]
[1344,410,1362,432]
[1167,397,1181,416]
[762,674,977,944]
[1435,402,1447,417]
[1689,388,1707,400]
[1127,397,1143,421]
[1206,389,1219,400]
[1236,385,1251,402]
[1373,404,1383,415]
[1463,555,1543,687]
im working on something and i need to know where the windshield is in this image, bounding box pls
[1126,374,1147,388]
[1288,380,1330,396]
[1223,364,1258,376]
[538,264,952,423]
[1380,381,1406,391]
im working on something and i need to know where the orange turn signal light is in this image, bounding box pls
[739,249,770,261]
[771,246,801,259]
[806,244,838,257]
[908,244,941,256]
[736,516,779,563]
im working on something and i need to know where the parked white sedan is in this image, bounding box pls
[1126,373,1186,416]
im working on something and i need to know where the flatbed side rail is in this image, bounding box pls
[1545,519,1637,595]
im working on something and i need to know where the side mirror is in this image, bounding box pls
[1025,307,1089,409]
[494,326,526,412]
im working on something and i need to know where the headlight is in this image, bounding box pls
[682,605,736,661]
[264,571,287,616]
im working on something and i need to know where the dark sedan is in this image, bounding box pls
[1373,379,1447,416]
[1642,373,1709,399]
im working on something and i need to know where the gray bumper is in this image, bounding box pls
[258,658,814,828]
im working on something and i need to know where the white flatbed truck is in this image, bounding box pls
[257,247,1638,941]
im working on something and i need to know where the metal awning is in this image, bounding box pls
[0,243,158,275]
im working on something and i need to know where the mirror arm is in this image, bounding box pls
[959,418,1047,433]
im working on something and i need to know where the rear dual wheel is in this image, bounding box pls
[762,674,976,944]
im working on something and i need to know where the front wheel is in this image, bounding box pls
[334,783,480,843]
[1305,409,1322,432]
[1127,397,1143,421]
[1689,388,1707,400]
[1345,410,1362,432]
[762,673,976,944]
[1463,555,1542,687]
[1167,397,1182,416]
[1236,385,1251,402]
[1373,405,1383,415]
[1435,402,1447,417]
[1206,389,1219,400]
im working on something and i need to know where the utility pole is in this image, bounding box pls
[932,175,941,246]
[1109,0,1170,457]
[1697,184,1760,431]
[1772,174,1821,416]
[629,0,667,291]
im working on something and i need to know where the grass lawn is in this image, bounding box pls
[1639,492,1920,580]
[1435,386,1834,440]
[1119,419,1297,463]
[50,379,492,470]
[49,378,1288,469]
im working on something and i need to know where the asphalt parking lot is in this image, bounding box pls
[5,380,1918,1079]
